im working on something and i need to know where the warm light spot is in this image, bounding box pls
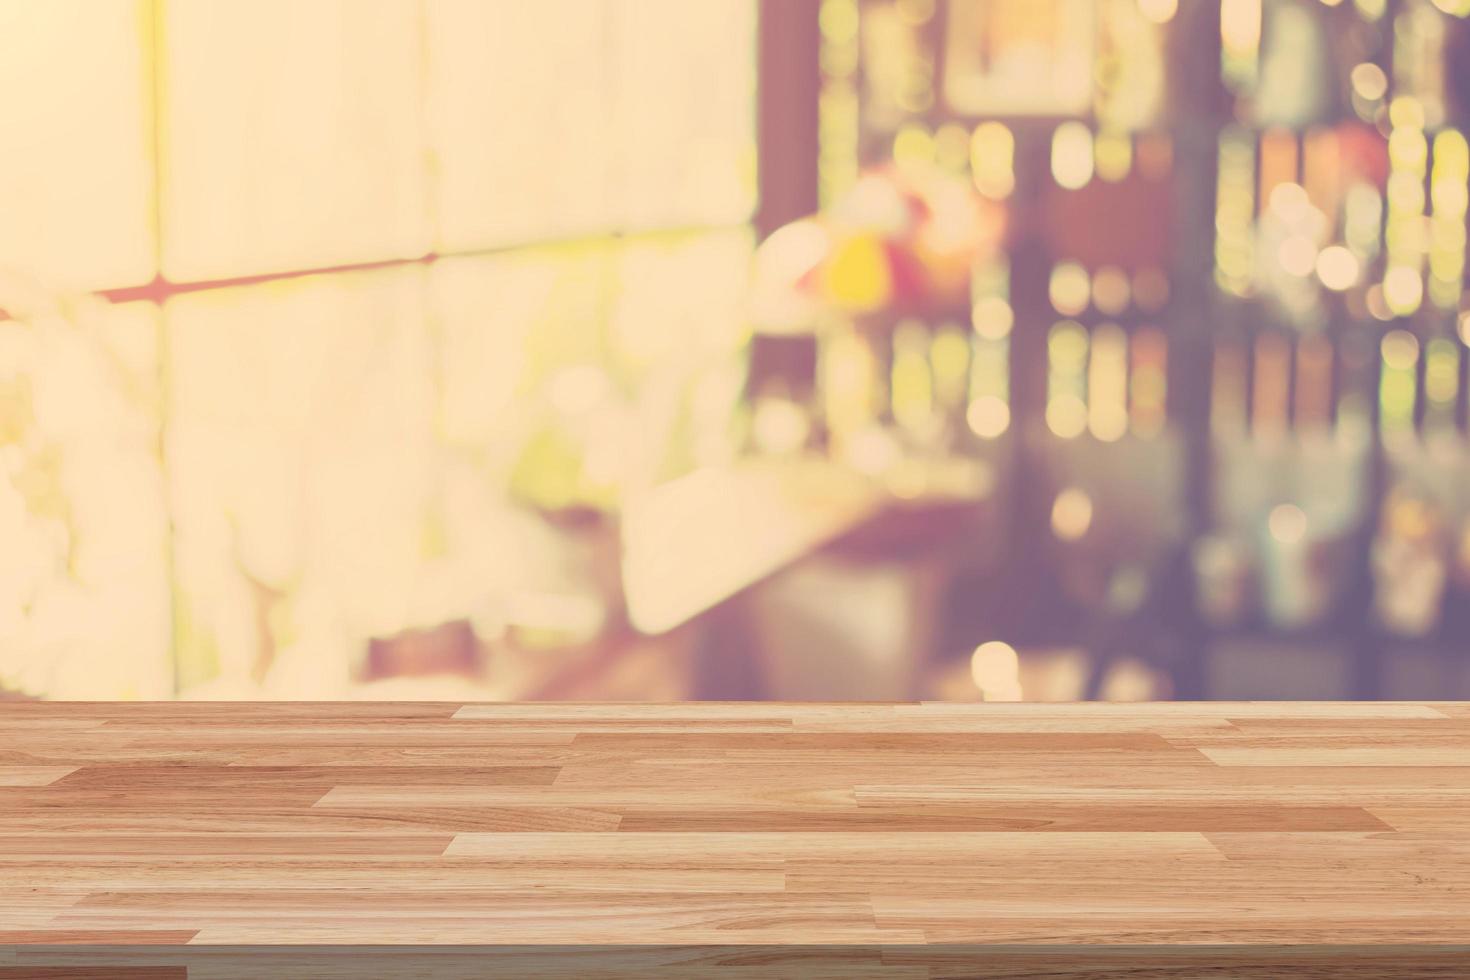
[1389,129,1428,173]
[1277,236,1318,278]
[1221,0,1262,56]
[1387,494,1433,541]
[1430,271,1462,311]
[1268,182,1310,219]
[1091,266,1131,315]
[1268,503,1307,545]
[893,123,935,168]
[1136,133,1173,181]
[1350,62,1388,102]
[970,641,1023,702]
[970,121,1015,199]
[1344,186,1382,256]
[1383,266,1424,316]
[1315,245,1359,291]
[1214,130,1255,294]
[1132,268,1170,312]
[823,234,893,313]
[750,397,810,455]
[1424,337,1459,408]
[1430,132,1469,304]
[1051,122,1094,191]
[1088,403,1128,445]
[1380,329,1420,436]
[1130,327,1168,437]
[1294,333,1333,430]
[819,0,859,42]
[933,123,970,173]
[1380,329,1420,371]
[1047,321,1089,439]
[1088,324,1128,443]
[1094,131,1133,183]
[1252,333,1291,438]
[930,327,970,406]
[1049,263,1091,316]
[1365,284,1393,321]
[1259,130,1298,199]
[885,460,928,500]
[971,295,1013,340]
[969,331,1009,427]
[1046,395,1088,439]
[1431,176,1469,217]
[1136,0,1178,23]
[846,427,902,474]
[820,330,874,442]
[1434,130,1470,176]
[890,321,933,432]
[1389,97,1426,131]
[1049,321,1089,366]
[1459,310,1470,346]
[1051,487,1094,542]
[1211,341,1248,434]
[966,395,1010,438]
[1100,658,1164,701]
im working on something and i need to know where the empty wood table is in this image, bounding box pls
[1,701,1467,977]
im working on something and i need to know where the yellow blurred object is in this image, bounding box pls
[822,234,894,313]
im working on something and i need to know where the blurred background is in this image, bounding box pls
[4,0,1470,702]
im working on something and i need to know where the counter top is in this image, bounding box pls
[1,701,1467,975]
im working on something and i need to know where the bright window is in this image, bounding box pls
[0,0,758,698]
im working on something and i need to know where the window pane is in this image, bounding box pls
[160,0,428,282]
[428,244,618,630]
[432,244,608,451]
[608,229,753,482]
[427,0,612,251]
[430,232,752,515]
[431,243,612,513]
[0,0,155,291]
[608,0,758,229]
[166,268,434,694]
[610,230,752,375]
[0,299,169,698]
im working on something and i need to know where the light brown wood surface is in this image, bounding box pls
[1,701,1467,976]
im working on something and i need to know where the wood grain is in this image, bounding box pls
[0,701,1466,977]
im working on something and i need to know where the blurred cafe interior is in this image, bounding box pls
[5,0,1470,703]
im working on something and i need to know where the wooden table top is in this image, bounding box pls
[2,701,1468,971]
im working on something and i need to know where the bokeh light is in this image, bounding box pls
[1051,487,1094,542]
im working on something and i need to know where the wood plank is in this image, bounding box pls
[0,701,1465,957]
[1369,807,1470,831]
[0,768,76,787]
[1201,747,1470,767]
[0,834,456,858]
[51,765,562,790]
[614,804,1392,832]
[2,947,1466,979]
